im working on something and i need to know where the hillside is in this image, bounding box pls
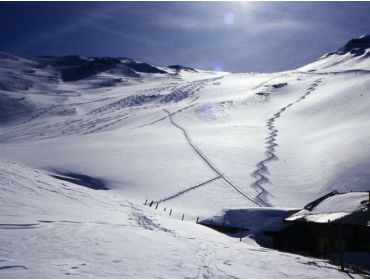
[0,35,369,278]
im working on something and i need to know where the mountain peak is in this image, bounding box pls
[335,34,370,56]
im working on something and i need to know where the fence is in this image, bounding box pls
[143,198,249,242]
[144,199,199,223]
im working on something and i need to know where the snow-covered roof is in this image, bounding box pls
[286,192,370,226]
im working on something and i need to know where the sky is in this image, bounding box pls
[0,1,369,72]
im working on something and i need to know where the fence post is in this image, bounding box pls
[155,202,159,210]
[169,209,172,216]
[144,199,148,205]
[240,230,243,242]
[149,201,153,207]
[339,222,344,271]
[182,214,184,221]
[196,217,199,224]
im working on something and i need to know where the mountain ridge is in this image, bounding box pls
[1,35,369,86]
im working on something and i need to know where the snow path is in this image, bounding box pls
[137,104,197,129]
[163,108,262,207]
[158,176,222,203]
[137,77,223,128]
[22,105,56,124]
[0,77,223,142]
[251,79,322,206]
[1,96,114,120]
[250,73,289,90]
[83,115,130,134]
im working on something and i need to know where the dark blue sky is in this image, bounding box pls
[1,1,369,72]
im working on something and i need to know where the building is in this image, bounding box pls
[266,191,370,269]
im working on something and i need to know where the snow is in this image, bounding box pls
[286,192,369,224]
[0,161,351,278]
[1,35,369,277]
[309,192,368,214]
[298,51,370,72]
[201,207,297,233]
[301,35,370,72]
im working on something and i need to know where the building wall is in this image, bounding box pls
[271,222,370,257]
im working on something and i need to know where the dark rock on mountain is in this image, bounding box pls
[125,62,167,74]
[168,65,197,72]
[60,58,121,82]
[29,55,167,81]
[326,35,370,57]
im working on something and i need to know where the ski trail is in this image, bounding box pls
[137,77,223,128]
[1,97,113,120]
[194,242,216,278]
[0,77,222,142]
[250,72,289,91]
[163,109,262,207]
[251,79,322,206]
[22,105,55,124]
[157,176,222,203]
[83,115,130,135]
[137,104,197,129]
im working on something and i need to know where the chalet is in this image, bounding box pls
[199,191,369,270]
[266,191,370,268]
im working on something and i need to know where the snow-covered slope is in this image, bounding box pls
[0,161,347,278]
[299,35,370,72]
[0,35,369,277]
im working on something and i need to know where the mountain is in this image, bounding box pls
[333,34,370,56]
[0,35,369,278]
[299,34,370,72]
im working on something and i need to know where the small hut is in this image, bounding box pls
[267,191,370,261]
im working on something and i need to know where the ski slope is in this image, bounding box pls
[0,161,349,278]
[0,35,369,277]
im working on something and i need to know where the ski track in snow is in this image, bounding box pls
[153,75,292,206]
[1,97,113,120]
[0,265,28,271]
[0,77,222,142]
[22,105,56,124]
[158,176,222,203]
[137,104,197,129]
[137,77,223,128]
[162,109,262,207]
[251,79,322,206]
[194,242,216,278]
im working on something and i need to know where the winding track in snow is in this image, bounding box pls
[251,79,322,206]
[155,75,288,206]
[163,109,262,207]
